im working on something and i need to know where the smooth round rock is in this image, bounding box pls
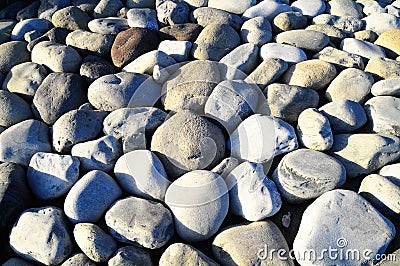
[205,80,259,132]
[208,0,255,14]
[260,43,307,65]
[226,161,282,221]
[293,190,395,266]
[32,73,87,125]
[159,243,219,266]
[325,0,363,18]
[325,68,374,103]
[362,13,400,35]
[73,223,117,262]
[9,207,73,266]
[0,120,52,166]
[165,170,229,241]
[282,59,337,90]
[371,78,400,96]
[88,17,129,35]
[0,163,32,231]
[365,57,400,79]
[364,96,400,136]
[0,90,32,127]
[64,170,122,224]
[108,246,153,266]
[2,62,48,100]
[229,114,298,163]
[156,0,190,26]
[312,46,364,70]
[51,6,91,31]
[88,72,148,112]
[11,18,52,41]
[306,24,346,45]
[267,83,319,123]
[212,221,294,266]
[123,50,176,74]
[52,109,107,153]
[341,38,386,59]
[380,163,400,179]
[105,196,174,249]
[159,23,203,42]
[190,7,243,31]
[242,0,292,21]
[219,43,259,78]
[296,108,333,151]
[93,0,124,18]
[79,55,115,84]
[60,253,96,266]
[375,29,400,57]
[245,58,288,89]
[71,135,122,173]
[111,27,160,68]
[276,29,330,52]
[329,134,400,178]
[2,258,35,266]
[272,11,308,33]
[158,40,192,62]
[291,0,326,18]
[66,30,115,57]
[127,8,158,30]
[31,41,82,73]
[27,152,80,200]
[151,110,226,179]
[192,23,240,61]
[272,149,346,203]
[0,41,30,74]
[241,16,272,45]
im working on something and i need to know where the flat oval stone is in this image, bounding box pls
[245,58,288,89]
[93,0,124,18]
[0,90,32,127]
[52,109,107,153]
[362,13,400,35]
[0,41,30,74]
[380,163,400,179]
[71,135,122,173]
[27,152,80,200]
[2,62,48,100]
[312,47,364,70]
[325,0,363,18]
[64,170,122,224]
[159,23,203,42]
[267,83,319,123]
[296,108,333,151]
[229,114,298,163]
[276,30,330,52]
[114,150,170,201]
[105,196,174,249]
[375,29,400,58]
[165,170,229,241]
[108,246,153,266]
[73,223,117,262]
[260,43,307,65]
[364,96,400,136]
[306,24,346,45]
[272,11,308,33]
[0,120,52,166]
[11,18,52,41]
[160,243,219,266]
[66,30,115,57]
[319,100,366,134]
[51,6,91,31]
[282,59,337,90]
[212,221,294,266]
[208,0,256,14]
[127,8,158,30]
[365,57,400,79]
[371,78,400,96]
[88,17,129,35]
[31,41,82,73]
[242,0,292,21]
[9,207,73,265]
[291,0,326,18]
[325,68,374,103]
[272,149,346,203]
[340,38,386,59]
[32,73,87,125]
[226,161,282,221]
[88,72,148,111]
[123,50,176,74]
[329,134,400,178]
[241,16,272,45]
[293,190,395,265]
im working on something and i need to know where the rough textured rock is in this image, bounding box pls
[60,253,96,266]
[219,43,259,78]
[276,29,330,52]
[245,58,288,89]
[105,196,174,248]
[66,30,115,57]
[241,16,273,45]
[165,170,229,241]
[0,41,30,74]
[51,6,91,31]
[371,78,400,96]
[0,90,32,128]
[159,23,203,42]
[273,11,308,33]
[313,47,364,70]
[108,246,153,266]
[79,55,115,83]
[160,243,219,266]
[364,96,400,136]
[326,0,363,18]
[190,7,243,31]
[88,17,129,35]
[127,8,158,30]
[362,13,400,35]
[156,0,190,27]
[365,57,400,79]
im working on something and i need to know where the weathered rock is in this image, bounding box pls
[273,11,308,33]
[165,170,228,241]
[276,29,330,52]
[66,30,115,57]
[79,55,115,83]
[11,18,52,41]
[105,196,174,248]
[362,13,400,35]
[371,78,400,96]
[312,47,365,70]
[191,7,243,31]
[219,43,259,78]
[351,29,379,42]
[241,16,273,45]
[158,40,192,62]
[88,17,129,35]
[211,157,240,179]
[325,0,363,18]
[0,41,30,74]
[127,8,158,30]
[159,23,203,42]
[157,0,190,26]
[242,0,292,21]
[160,243,219,266]
[306,24,346,45]
[0,90,32,127]
[60,253,96,266]
[365,57,400,79]
[38,0,70,21]
[341,38,386,59]
[27,27,70,52]
[364,96,400,136]
[260,43,307,65]
[51,6,91,31]
[93,0,124,18]
[245,58,288,89]
[123,50,176,74]
[108,246,153,266]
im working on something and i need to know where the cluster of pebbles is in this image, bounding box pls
[1,0,400,265]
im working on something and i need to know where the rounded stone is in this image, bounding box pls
[0,41,30,74]
[2,62,48,100]
[340,38,386,59]
[208,0,255,14]
[93,0,124,18]
[0,90,32,128]
[260,43,307,65]
[88,17,129,35]
[108,246,153,266]
[123,50,176,74]
[306,24,346,45]
[27,152,80,200]
[79,55,115,84]
[51,6,91,31]
[111,27,160,68]
[165,170,229,241]
[9,207,73,265]
[159,23,203,42]
[64,170,122,224]
[11,18,52,41]
[226,161,282,221]
[272,149,346,203]
[371,78,400,96]
[242,0,292,21]
[66,30,115,57]
[325,0,363,18]
[362,13,400,35]
[282,59,337,90]
[312,47,364,70]
[364,96,400,136]
[156,0,190,26]
[31,41,82,73]
[267,83,319,123]
[190,7,243,31]
[272,11,308,33]
[0,120,52,166]
[73,223,117,262]
[32,73,87,125]
[191,23,240,61]
[375,29,400,57]
[127,8,158,30]
[212,221,294,266]
[245,58,288,89]
[60,253,96,266]
[160,243,219,266]
[105,196,174,249]
[241,16,272,46]
[151,110,226,179]
[291,0,326,18]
